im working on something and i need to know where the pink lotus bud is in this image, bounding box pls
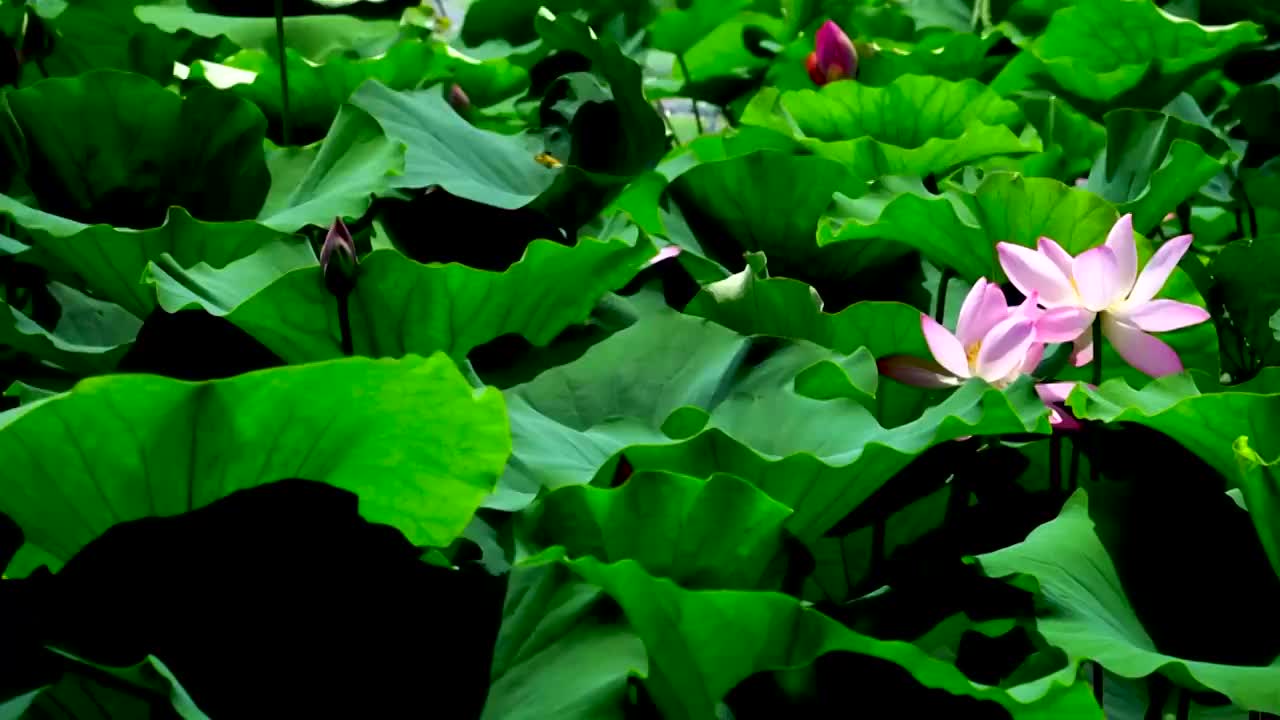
[806,21,856,86]
[320,216,358,297]
[448,83,470,113]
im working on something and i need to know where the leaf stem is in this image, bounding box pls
[337,293,353,356]
[274,0,292,145]
[676,55,703,136]
[870,516,886,581]
[1090,315,1103,386]
[934,267,955,322]
[1092,662,1104,709]
[1049,433,1062,498]
[1175,688,1190,720]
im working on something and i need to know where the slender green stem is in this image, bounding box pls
[274,0,292,145]
[870,517,886,581]
[1092,662,1104,709]
[676,55,703,136]
[1068,440,1081,491]
[1175,689,1190,720]
[337,294,353,356]
[934,267,955,322]
[1046,95,1056,147]
[1049,434,1062,498]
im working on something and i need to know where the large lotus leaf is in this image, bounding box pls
[0,284,141,375]
[1210,235,1280,369]
[740,77,1038,183]
[669,150,888,284]
[1085,110,1231,234]
[522,471,794,590]
[0,354,509,576]
[190,43,448,144]
[646,0,750,57]
[23,0,193,83]
[482,561,647,720]
[134,5,401,62]
[256,104,406,232]
[1026,0,1265,109]
[7,654,208,720]
[495,310,1052,538]
[0,200,300,318]
[854,32,1004,86]
[1,70,269,228]
[349,80,559,207]
[147,237,655,363]
[980,491,1280,713]
[562,557,1102,720]
[1067,373,1280,576]
[821,172,1118,282]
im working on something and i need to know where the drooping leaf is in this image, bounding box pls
[1210,234,1280,370]
[0,283,141,375]
[147,237,655,363]
[256,104,406,232]
[0,354,509,575]
[980,491,1280,713]
[349,80,559,207]
[1085,109,1231,234]
[1,70,269,228]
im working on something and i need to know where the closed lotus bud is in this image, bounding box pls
[320,216,358,296]
[447,83,470,113]
[806,20,856,86]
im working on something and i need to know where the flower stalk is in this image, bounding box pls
[274,0,292,145]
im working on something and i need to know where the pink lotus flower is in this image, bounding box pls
[996,214,1209,377]
[1035,381,1084,431]
[806,21,856,85]
[879,279,1042,389]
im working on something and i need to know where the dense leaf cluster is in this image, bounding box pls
[1,0,1278,717]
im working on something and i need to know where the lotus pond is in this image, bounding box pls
[1,0,1279,717]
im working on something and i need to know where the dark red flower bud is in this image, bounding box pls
[447,83,470,113]
[320,217,358,297]
[809,20,856,86]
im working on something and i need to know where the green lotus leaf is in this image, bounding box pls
[256,104,406,232]
[1,70,269,228]
[0,200,300,319]
[563,557,1102,719]
[522,471,795,590]
[1084,109,1232,234]
[495,310,1051,537]
[980,491,1280,713]
[134,5,401,62]
[741,76,1039,183]
[0,354,508,576]
[146,237,655,363]
[1026,0,1264,109]
[349,80,559,207]
[0,283,141,375]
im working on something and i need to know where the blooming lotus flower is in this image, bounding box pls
[806,20,856,85]
[879,279,1042,389]
[996,214,1209,377]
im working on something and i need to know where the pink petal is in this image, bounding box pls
[1035,381,1080,405]
[1036,306,1095,343]
[1070,331,1094,367]
[1020,342,1045,374]
[1012,291,1042,321]
[1071,246,1125,312]
[877,355,960,388]
[997,242,1076,307]
[1119,299,1210,332]
[974,316,1036,382]
[1128,234,1193,306]
[955,279,1010,347]
[1103,315,1184,377]
[921,314,970,379]
[1037,237,1076,277]
[1104,214,1138,291]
